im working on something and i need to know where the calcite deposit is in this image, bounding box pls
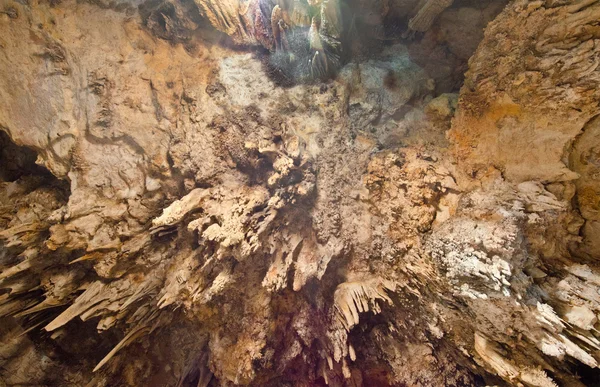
[1,0,599,386]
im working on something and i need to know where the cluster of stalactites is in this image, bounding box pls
[196,0,344,82]
[320,278,396,381]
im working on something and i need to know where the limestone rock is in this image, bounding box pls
[0,0,599,386]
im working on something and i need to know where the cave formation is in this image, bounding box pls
[1,0,600,386]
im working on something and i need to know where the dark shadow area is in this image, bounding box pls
[0,131,54,183]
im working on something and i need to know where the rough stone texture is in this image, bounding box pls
[570,115,600,261]
[1,0,599,386]
[449,0,600,183]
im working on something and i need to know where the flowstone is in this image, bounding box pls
[1,0,599,386]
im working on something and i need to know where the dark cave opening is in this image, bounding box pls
[0,130,53,183]
[0,130,71,209]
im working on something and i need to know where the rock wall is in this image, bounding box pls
[450,0,600,183]
[0,0,599,386]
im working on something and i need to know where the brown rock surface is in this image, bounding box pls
[0,0,599,386]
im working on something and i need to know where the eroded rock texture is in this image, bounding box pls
[0,0,599,386]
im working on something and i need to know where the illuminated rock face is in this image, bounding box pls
[0,1,599,386]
